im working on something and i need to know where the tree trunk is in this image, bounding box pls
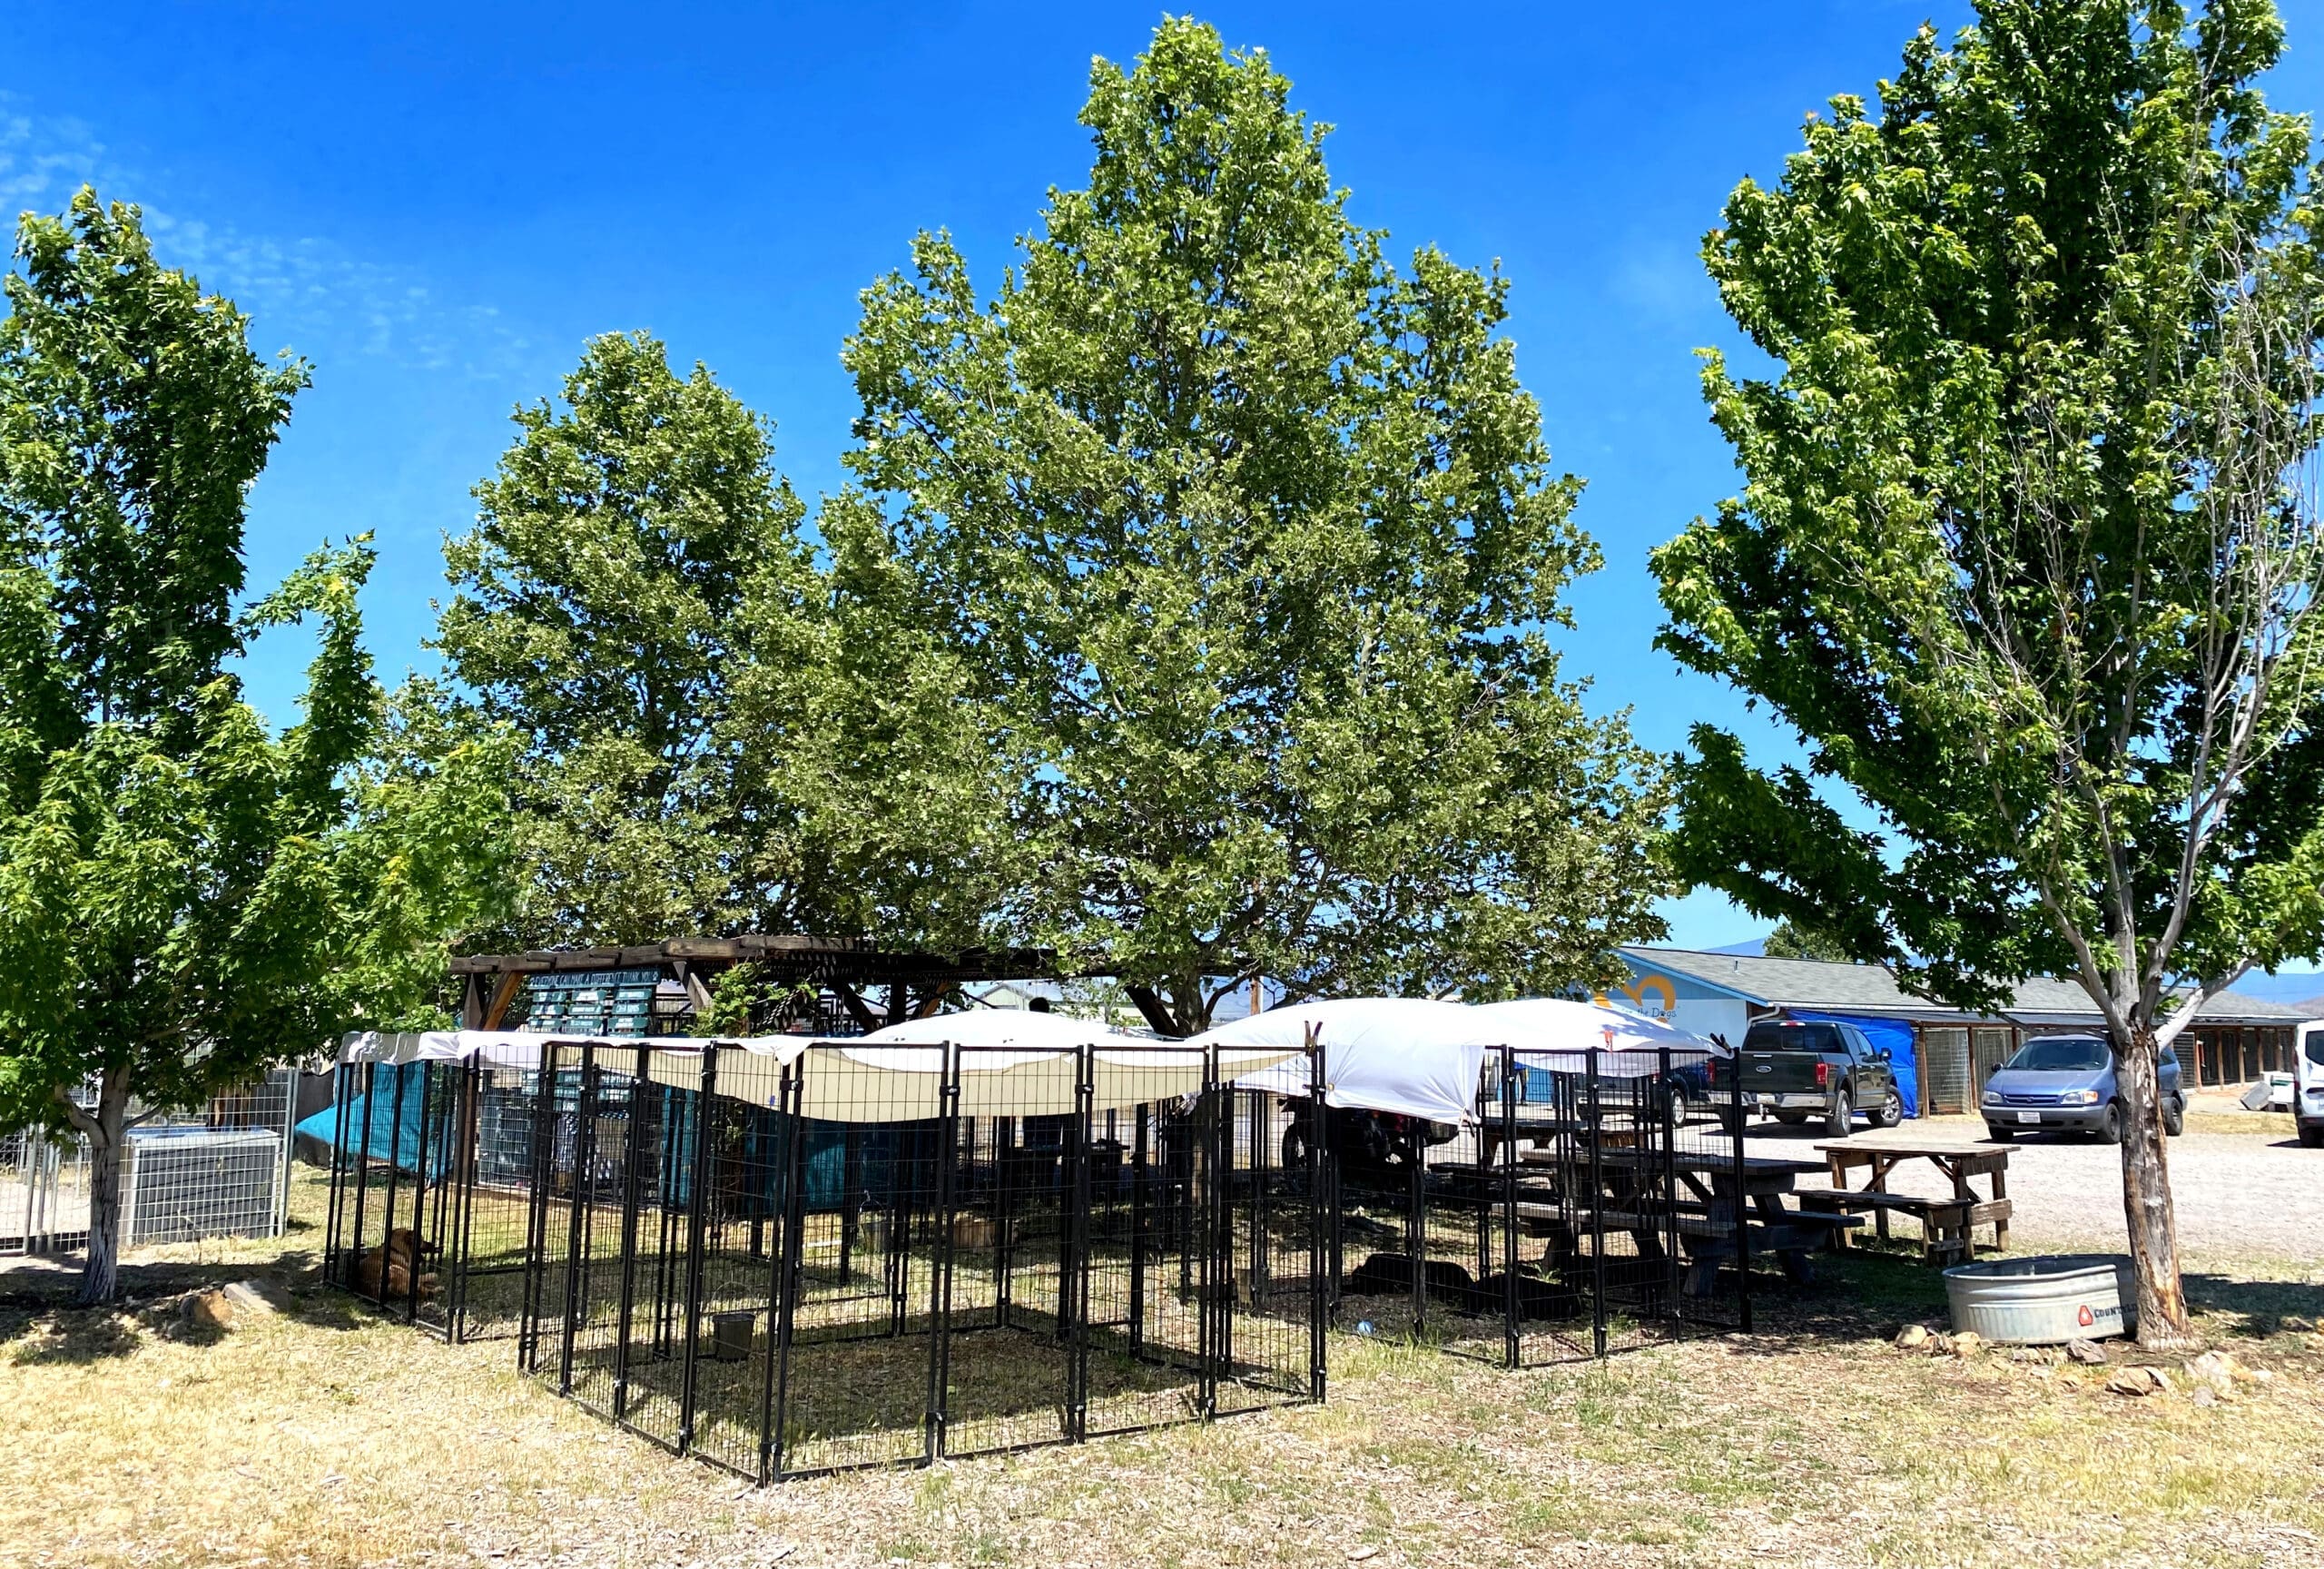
[2116,1025,2196,1351]
[74,1069,133,1308]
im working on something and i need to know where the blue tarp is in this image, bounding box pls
[1789,1010,1920,1118]
[304,1066,911,1211]
[297,1062,453,1176]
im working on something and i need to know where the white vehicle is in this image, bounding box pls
[2298,1021,2324,1150]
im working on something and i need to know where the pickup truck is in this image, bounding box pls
[1725,1019,1902,1136]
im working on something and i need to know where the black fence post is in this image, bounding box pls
[1068,1044,1095,1442]
[1502,1046,1521,1370]
[1307,1033,1326,1403]
[1729,1044,1752,1334]
[676,1044,719,1456]
[924,1042,962,1463]
[1408,1115,1427,1337]
[448,1056,480,1342]
[406,1061,435,1325]
[1588,1052,1608,1360]
[557,1043,599,1397]
[1129,1105,1148,1355]
[517,1049,559,1373]
[378,1061,409,1308]
[767,1059,809,1482]
[612,1044,649,1422]
[325,1061,351,1287]
[1659,1046,1679,1330]
[995,1115,1019,1330]
[655,1085,684,1360]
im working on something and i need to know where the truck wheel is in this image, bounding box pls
[1874,1091,1903,1129]
[2299,1124,2322,1149]
[1826,1089,1853,1139]
[2096,1102,2123,1145]
[2162,1099,2184,1138]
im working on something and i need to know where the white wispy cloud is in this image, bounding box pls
[0,96,540,383]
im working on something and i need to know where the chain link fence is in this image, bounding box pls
[0,1070,300,1257]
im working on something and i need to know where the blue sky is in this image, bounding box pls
[3,1,2321,985]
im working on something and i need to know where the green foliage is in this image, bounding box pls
[0,192,511,1297]
[1760,921,1853,963]
[1653,1,2324,1029]
[842,19,1669,1031]
[438,331,817,944]
[728,489,1039,955]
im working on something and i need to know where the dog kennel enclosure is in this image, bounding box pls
[326,1031,1328,1482]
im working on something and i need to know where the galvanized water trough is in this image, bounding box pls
[1943,1255,2136,1344]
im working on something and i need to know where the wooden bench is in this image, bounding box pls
[1797,1189,2013,1263]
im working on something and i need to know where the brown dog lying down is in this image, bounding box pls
[355,1227,440,1300]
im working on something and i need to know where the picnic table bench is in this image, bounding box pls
[1484,1148,1860,1289]
[1811,1134,2014,1263]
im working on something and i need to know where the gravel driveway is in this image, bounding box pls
[1742,1114,2324,1265]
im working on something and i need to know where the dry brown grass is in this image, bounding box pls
[4,1171,2322,1568]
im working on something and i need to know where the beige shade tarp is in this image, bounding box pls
[336,1030,1303,1122]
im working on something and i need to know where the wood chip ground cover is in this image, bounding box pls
[4,1170,2320,1567]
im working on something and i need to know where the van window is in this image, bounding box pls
[2004,1037,2109,1071]
[2308,1035,2324,1068]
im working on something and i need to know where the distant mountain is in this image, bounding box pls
[2224,970,2324,1010]
[2295,995,2324,1021]
[1705,938,1767,956]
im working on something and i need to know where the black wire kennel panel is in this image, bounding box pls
[514,1039,1325,1485]
[324,1060,460,1330]
[323,1057,553,1346]
[1420,1046,1750,1369]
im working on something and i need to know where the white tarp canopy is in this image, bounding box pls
[1196,999,1501,1126]
[334,1027,1299,1124]
[1472,998,1719,1079]
[852,1009,1153,1048]
[1193,996,1725,1126]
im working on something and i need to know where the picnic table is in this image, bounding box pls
[1495,1146,1856,1290]
[1806,1132,2013,1263]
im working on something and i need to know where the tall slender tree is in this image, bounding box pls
[438,331,818,944]
[842,18,1669,1031]
[0,192,509,1303]
[1653,1,2324,1346]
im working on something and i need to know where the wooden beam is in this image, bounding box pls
[481,972,525,1031]
[831,982,881,1033]
[1124,984,1182,1037]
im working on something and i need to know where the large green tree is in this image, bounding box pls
[438,331,818,945]
[1653,1,2324,1346]
[842,18,1669,1032]
[0,192,510,1303]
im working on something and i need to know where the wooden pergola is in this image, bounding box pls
[451,933,1062,1036]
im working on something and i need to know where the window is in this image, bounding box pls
[2004,1037,2109,1072]
[1743,1022,1844,1054]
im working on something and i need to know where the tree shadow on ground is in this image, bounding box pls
[0,1248,348,1365]
[2184,1273,2324,1338]
[1711,1248,1953,1353]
